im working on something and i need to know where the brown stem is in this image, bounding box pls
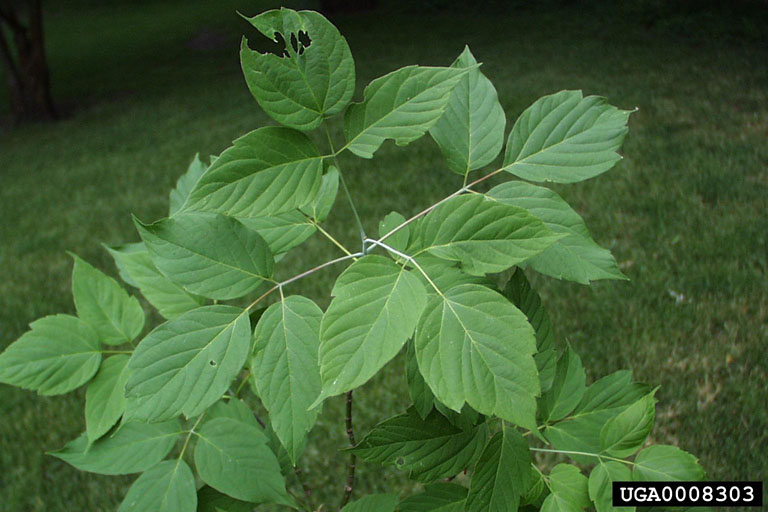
[339,390,356,510]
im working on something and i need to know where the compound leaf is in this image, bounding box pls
[341,494,398,512]
[185,127,323,218]
[417,194,561,275]
[487,181,625,283]
[351,407,488,482]
[252,295,323,464]
[300,165,339,222]
[378,211,409,254]
[414,283,540,431]
[589,461,634,512]
[343,66,468,158]
[135,212,274,301]
[50,420,180,475]
[118,459,196,512]
[503,90,632,183]
[169,153,207,216]
[106,243,204,320]
[85,355,131,443]
[197,486,253,512]
[238,210,316,257]
[241,8,355,131]
[406,341,434,419]
[543,371,650,463]
[125,306,250,422]
[0,314,101,395]
[398,483,467,512]
[194,417,292,506]
[71,254,144,346]
[541,464,589,512]
[503,270,557,393]
[430,46,505,176]
[315,255,427,404]
[466,427,531,512]
[539,345,586,422]
[632,445,705,482]
[599,391,657,458]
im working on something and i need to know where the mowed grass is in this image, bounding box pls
[1,1,766,510]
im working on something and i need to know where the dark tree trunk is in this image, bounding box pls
[0,0,57,124]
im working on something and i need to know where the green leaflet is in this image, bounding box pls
[351,407,488,483]
[204,397,260,428]
[341,494,399,512]
[399,483,467,512]
[417,194,561,275]
[543,370,651,463]
[314,255,427,404]
[414,255,493,295]
[299,165,339,222]
[252,295,323,464]
[118,459,197,512]
[238,210,316,257]
[429,46,505,176]
[135,212,274,301]
[632,445,705,482]
[50,420,180,475]
[487,181,626,284]
[414,283,540,431]
[406,341,434,419]
[589,461,635,512]
[197,486,253,512]
[466,427,531,512]
[185,127,323,219]
[169,153,207,216]
[124,305,250,422]
[539,345,586,423]
[85,355,130,443]
[343,66,469,159]
[193,417,292,506]
[71,254,145,346]
[378,211,409,254]
[0,314,101,395]
[241,8,355,131]
[106,243,204,320]
[599,391,657,457]
[541,464,590,512]
[503,90,632,183]
[503,270,557,393]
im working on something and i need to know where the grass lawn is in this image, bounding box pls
[1,1,766,510]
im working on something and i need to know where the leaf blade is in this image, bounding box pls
[185,127,323,218]
[418,194,561,275]
[415,284,540,431]
[50,420,180,475]
[71,254,145,345]
[503,90,632,183]
[343,66,468,158]
[351,407,488,483]
[85,355,131,443]
[252,295,323,464]
[466,427,531,512]
[125,305,251,422]
[135,212,274,301]
[429,46,505,176]
[487,181,626,283]
[316,255,427,402]
[118,459,197,512]
[194,417,292,506]
[241,9,355,130]
[0,315,101,395]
